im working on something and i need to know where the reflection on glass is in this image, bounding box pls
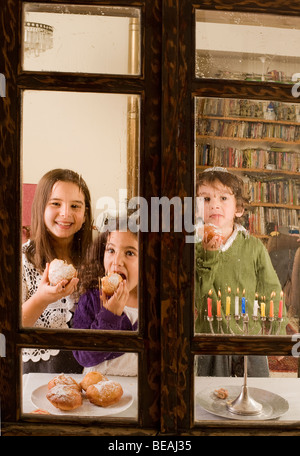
[194,96,300,337]
[195,354,270,377]
[21,90,140,331]
[195,10,300,83]
[22,90,140,222]
[195,96,300,236]
[194,167,288,337]
[23,2,141,74]
[194,355,298,422]
[22,349,138,420]
[72,225,139,358]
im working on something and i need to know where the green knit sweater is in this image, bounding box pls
[195,228,286,335]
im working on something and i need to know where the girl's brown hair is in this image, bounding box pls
[25,168,93,271]
[196,168,250,223]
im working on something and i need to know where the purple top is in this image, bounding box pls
[72,288,138,367]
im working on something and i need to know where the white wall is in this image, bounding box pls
[196,22,300,57]
[23,11,131,74]
[22,11,136,227]
[22,91,129,226]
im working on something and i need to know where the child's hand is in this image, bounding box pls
[102,280,129,316]
[36,263,79,305]
[22,264,79,327]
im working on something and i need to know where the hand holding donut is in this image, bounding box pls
[37,262,79,306]
[102,280,129,316]
[202,224,224,251]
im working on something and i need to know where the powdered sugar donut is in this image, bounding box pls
[46,385,82,411]
[48,374,81,392]
[48,259,76,286]
[86,380,123,407]
[101,272,123,296]
[80,371,107,391]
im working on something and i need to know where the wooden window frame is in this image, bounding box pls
[0,0,300,436]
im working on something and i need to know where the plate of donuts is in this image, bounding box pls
[31,373,134,416]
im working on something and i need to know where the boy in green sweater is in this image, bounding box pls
[195,168,285,377]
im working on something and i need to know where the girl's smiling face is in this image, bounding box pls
[44,181,86,242]
[198,181,244,237]
[104,230,138,294]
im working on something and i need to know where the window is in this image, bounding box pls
[0,0,299,436]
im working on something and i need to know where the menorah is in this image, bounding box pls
[205,288,284,416]
[206,288,284,336]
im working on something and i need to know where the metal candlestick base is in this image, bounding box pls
[226,355,263,416]
[226,385,263,415]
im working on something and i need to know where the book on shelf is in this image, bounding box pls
[196,144,300,172]
[196,98,300,123]
[244,178,300,206]
[246,207,299,236]
[196,118,300,142]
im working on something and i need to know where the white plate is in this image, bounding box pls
[196,385,289,421]
[31,384,133,416]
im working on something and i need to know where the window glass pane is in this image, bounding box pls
[21,90,140,330]
[195,10,300,83]
[22,349,138,420]
[194,96,300,336]
[23,3,141,74]
[194,355,299,422]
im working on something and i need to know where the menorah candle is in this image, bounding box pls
[226,287,231,316]
[261,301,266,318]
[253,293,259,317]
[207,289,213,318]
[241,289,246,314]
[278,291,283,319]
[269,292,275,318]
[217,290,221,317]
[235,288,239,316]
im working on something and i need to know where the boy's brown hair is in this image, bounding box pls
[196,168,250,223]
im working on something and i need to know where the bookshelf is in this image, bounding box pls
[195,97,300,238]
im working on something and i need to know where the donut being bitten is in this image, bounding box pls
[86,380,123,407]
[48,374,81,392]
[204,223,223,243]
[101,272,123,296]
[46,385,83,411]
[80,371,108,391]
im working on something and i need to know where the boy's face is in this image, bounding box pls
[197,180,244,234]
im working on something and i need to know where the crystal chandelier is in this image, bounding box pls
[24,22,54,57]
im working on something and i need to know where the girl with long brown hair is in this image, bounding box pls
[22,169,93,372]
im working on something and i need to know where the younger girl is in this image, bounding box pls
[73,217,138,376]
[22,168,93,372]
